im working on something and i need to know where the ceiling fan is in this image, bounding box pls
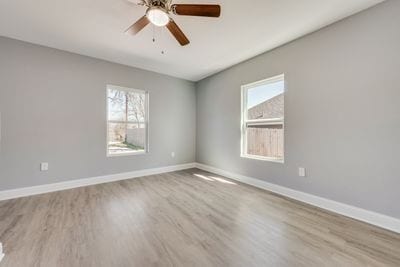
[125,0,221,46]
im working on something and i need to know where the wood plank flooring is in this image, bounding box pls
[0,168,399,266]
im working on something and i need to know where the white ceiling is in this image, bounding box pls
[0,0,383,81]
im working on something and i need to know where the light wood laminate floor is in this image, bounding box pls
[0,169,399,266]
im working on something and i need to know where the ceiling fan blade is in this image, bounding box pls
[166,19,190,46]
[171,4,221,17]
[125,15,150,35]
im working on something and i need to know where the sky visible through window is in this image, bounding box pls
[107,88,146,122]
[247,80,284,109]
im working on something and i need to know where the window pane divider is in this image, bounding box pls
[245,118,284,127]
[245,118,283,124]
[107,120,146,124]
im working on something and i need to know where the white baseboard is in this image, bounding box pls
[0,163,196,201]
[1,162,398,234]
[195,163,400,234]
[0,242,4,263]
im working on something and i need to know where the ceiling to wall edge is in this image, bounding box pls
[0,35,196,84]
[194,1,385,83]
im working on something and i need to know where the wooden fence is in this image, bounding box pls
[247,126,284,159]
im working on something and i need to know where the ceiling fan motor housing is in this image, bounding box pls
[149,0,169,10]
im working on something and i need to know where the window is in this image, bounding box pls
[107,85,149,156]
[241,74,284,162]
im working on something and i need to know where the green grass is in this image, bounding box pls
[122,141,144,150]
[109,141,144,151]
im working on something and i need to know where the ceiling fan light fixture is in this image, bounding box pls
[126,2,221,46]
[146,7,170,27]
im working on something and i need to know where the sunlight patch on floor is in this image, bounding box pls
[209,176,237,185]
[194,173,237,185]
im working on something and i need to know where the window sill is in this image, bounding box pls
[241,154,284,164]
[107,151,148,158]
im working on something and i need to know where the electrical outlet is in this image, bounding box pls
[171,152,175,158]
[299,167,306,177]
[40,162,49,171]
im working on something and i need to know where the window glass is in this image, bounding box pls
[107,85,148,156]
[242,75,284,162]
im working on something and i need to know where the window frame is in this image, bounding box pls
[240,74,285,163]
[106,84,149,157]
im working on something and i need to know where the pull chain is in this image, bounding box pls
[160,27,165,55]
[152,24,155,43]
[151,24,165,55]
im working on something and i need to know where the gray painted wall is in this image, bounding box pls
[1,1,399,219]
[0,37,196,190]
[196,0,400,218]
